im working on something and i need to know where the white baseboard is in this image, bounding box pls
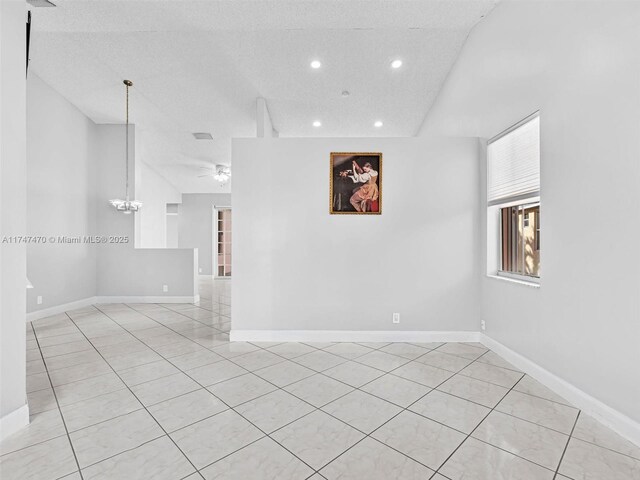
[27,295,200,322]
[0,404,29,441]
[480,333,640,448]
[230,330,481,343]
[27,297,97,322]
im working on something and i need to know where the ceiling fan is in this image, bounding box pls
[198,164,231,183]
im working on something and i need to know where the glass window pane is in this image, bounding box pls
[523,205,540,276]
[500,203,539,278]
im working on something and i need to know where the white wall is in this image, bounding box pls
[178,193,232,275]
[26,74,98,313]
[232,137,480,333]
[0,0,28,437]
[420,1,640,424]
[95,125,198,300]
[166,211,179,248]
[23,76,199,315]
[137,159,181,248]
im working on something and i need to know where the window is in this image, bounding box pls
[216,208,232,277]
[500,203,540,277]
[487,112,540,281]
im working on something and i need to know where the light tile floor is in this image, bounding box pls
[2,279,640,479]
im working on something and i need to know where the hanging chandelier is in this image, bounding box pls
[110,79,142,214]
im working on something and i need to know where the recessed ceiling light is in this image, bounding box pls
[374,121,383,128]
[313,121,322,127]
[341,90,350,97]
[391,59,403,69]
[310,60,322,69]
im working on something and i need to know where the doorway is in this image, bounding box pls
[213,207,232,278]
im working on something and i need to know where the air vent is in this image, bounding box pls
[27,0,56,7]
[193,132,213,140]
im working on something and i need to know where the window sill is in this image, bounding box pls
[486,274,540,289]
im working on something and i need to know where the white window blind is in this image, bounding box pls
[487,113,540,205]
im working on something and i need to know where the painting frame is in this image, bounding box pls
[329,152,382,215]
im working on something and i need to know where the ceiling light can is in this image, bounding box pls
[310,60,322,69]
[391,59,403,69]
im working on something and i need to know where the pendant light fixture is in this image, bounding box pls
[110,79,142,214]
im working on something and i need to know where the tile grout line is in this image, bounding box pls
[74,319,582,479]
[65,308,554,478]
[431,367,535,477]
[29,302,598,479]
[29,321,86,480]
[13,350,513,474]
[325,346,581,437]
[109,303,321,475]
[63,310,202,477]
[553,410,581,479]
[134,313,363,476]
[34,309,566,474]
[151,302,230,330]
[297,345,500,476]
[118,303,452,475]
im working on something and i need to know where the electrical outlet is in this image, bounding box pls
[162,285,168,293]
[37,296,43,305]
[393,313,400,324]
[481,320,486,331]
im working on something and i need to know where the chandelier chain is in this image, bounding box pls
[109,79,141,214]
[125,81,130,201]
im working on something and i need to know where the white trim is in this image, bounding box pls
[496,271,539,285]
[480,333,640,448]
[487,274,540,288]
[488,110,540,144]
[487,193,540,208]
[230,330,480,343]
[27,295,200,322]
[26,297,97,322]
[0,404,29,441]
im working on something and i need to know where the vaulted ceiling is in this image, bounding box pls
[29,0,498,192]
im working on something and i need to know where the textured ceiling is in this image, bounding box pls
[29,0,498,193]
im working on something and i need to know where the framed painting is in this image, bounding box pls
[330,152,382,214]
